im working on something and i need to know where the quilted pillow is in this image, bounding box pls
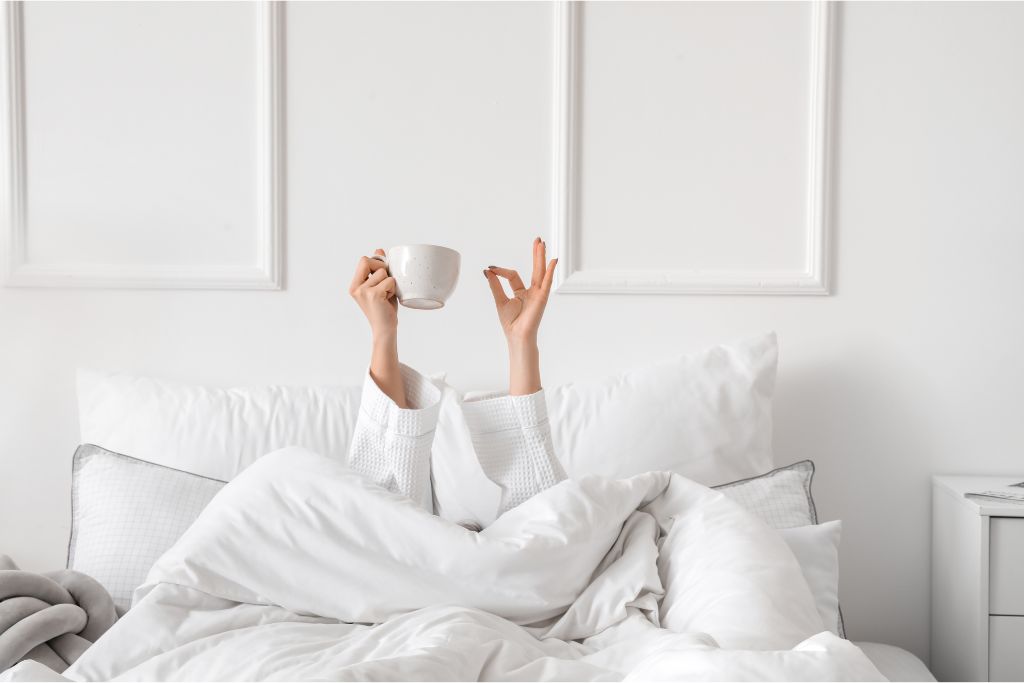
[714,459,818,528]
[68,444,225,611]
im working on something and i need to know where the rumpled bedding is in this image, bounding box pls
[3,447,884,681]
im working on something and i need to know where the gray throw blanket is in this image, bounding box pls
[0,556,117,673]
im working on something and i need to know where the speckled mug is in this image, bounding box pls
[369,245,460,310]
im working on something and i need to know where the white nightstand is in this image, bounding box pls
[932,476,1024,682]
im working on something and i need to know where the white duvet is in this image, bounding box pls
[4,448,884,681]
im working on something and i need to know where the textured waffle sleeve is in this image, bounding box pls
[461,389,567,516]
[347,364,441,512]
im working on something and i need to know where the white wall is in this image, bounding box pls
[3,1,1024,664]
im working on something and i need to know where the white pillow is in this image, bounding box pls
[541,332,776,483]
[712,460,846,638]
[778,521,843,637]
[430,384,501,523]
[77,370,361,481]
[80,334,775,512]
[432,333,778,524]
[68,444,225,612]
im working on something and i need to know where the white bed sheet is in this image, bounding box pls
[856,642,934,682]
[1,642,936,682]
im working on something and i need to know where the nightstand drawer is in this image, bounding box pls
[990,517,1024,615]
[990,616,1024,681]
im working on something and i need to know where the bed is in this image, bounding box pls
[0,334,934,681]
[856,643,934,682]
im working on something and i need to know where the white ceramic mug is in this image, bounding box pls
[369,244,460,310]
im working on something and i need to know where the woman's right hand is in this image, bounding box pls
[349,248,398,342]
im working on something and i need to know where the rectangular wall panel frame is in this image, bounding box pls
[550,1,835,295]
[2,1,284,290]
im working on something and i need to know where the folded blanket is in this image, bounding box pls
[0,557,117,673]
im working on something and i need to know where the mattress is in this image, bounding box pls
[856,642,934,682]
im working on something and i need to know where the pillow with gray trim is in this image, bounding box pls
[714,459,818,528]
[68,444,225,612]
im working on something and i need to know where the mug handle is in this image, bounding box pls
[368,253,388,271]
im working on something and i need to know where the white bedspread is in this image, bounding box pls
[4,447,885,681]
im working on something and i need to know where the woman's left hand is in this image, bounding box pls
[484,237,557,346]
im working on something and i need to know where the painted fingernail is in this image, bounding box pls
[487,265,496,269]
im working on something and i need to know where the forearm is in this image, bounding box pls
[369,333,406,408]
[463,374,567,517]
[349,362,441,513]
[508,337,541,396]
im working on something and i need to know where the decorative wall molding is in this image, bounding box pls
[2,1,285,290]
[550,1,835,295]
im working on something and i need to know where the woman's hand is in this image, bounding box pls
[484,237,557,345]
[484,238,557,395]
[349,248,398,342]
[349,248,406,407]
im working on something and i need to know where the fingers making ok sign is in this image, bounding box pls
[484,237,558,344]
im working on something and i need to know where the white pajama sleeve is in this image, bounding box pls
[461,390,567,516]
[347,364,441,513]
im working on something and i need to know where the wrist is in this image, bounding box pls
[506,330,538,351]
[369,332,405,408]
[507,338,538,360]
[370,332,400,371]
[508,340,541,396]
[371,329,398,349]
